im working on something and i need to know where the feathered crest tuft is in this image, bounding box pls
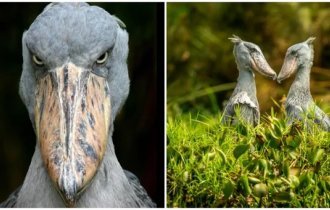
[228,35,242,44]
[113,15,126,29]
[305,37,316,45]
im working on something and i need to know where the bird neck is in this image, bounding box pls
[14,129,142,207]
[289,63,312,96]
[236,68,257,97]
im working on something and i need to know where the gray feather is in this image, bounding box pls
[0,186,21,207]
[124,170,157,207]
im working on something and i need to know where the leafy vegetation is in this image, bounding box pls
[167,2,330,207]
[167,109,330,207]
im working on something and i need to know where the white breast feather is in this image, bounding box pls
[231,91,257,109]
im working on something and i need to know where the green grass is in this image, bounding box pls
[167,110,330,207]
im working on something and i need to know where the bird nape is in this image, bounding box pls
[222,35,277,127]
[277,37,330,131]
[0,2,156,207]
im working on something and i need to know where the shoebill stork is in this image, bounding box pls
[277,37,330,131]
[222,35,277,126]
[0,3,156,207]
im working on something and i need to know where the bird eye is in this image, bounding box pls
[289,51,297,56]
[32,55,44,66]
[250,47,258,53]
[96,52,108,65]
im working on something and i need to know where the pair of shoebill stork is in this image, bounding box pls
[223,35,330,131]
[1,3,155,208]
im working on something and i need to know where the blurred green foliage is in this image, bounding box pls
[167,3,330,117]
[167,111,330,207]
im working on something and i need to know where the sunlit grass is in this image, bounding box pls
[167,110,330,207]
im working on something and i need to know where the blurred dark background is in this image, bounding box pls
[167,3,330,117]
[0,3,164,207]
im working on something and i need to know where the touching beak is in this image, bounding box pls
[34,63,111,207]
[277,55,297,83]
[250,52,277,80]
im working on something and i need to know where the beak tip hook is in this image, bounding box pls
[272,74,277,81]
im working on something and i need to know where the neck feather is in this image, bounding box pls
[236,67,257,97]
[290,63,312,95]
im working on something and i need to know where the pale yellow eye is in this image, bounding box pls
[32,55,44,66]
[96,52,108,65]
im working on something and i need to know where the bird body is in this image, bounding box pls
[278,37,330,131]
[1,3,155,207]
[223,36,277,126]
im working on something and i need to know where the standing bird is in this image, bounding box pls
[0,3,155,207]
[277,37,330,131]
[222,35,277,126]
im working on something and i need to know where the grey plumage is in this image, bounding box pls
[1,3,155,207]
[1,169,155,207]
[277,37,330,131]
[0,187,21,207]
[222,35,277,126]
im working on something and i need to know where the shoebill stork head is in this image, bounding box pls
[277,37,315,83]
[229,35,277,80]
[19,3,129,207]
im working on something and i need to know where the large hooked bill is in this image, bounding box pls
[250,52,277,80]
[34,63,111,207]
[277,55,297,83]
